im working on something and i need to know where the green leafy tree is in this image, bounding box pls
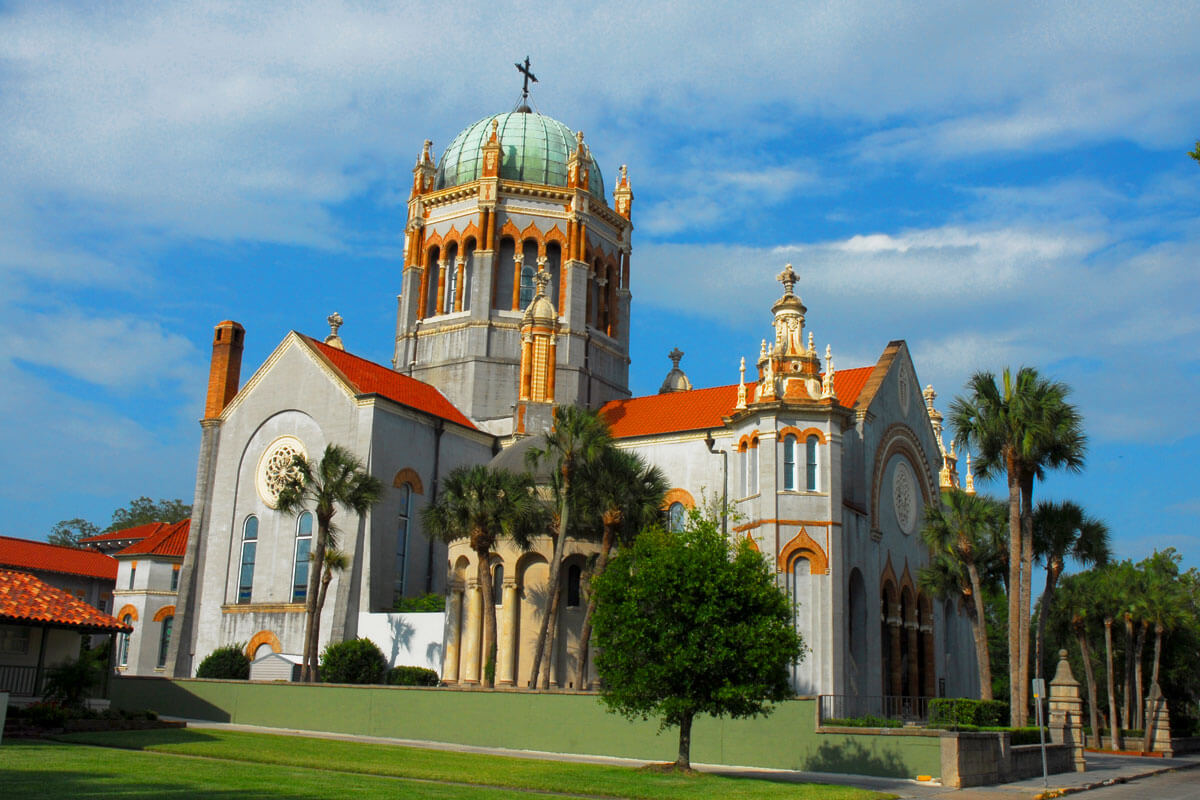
[276,444,383,682]
[48,518,100,548]
[1055,572,1105,747]
[571,448,668,690]
[591,514,803,770]
[919,489,1006,700]
[525,405,612,690]
[1191,141,1200,164]
[421,465,545,688]
[106,496,191,532]
[1033,500,1110,683]
[951,367,1086,725]
[43,647,105,709]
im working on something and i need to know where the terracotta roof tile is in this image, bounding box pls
[0,536,118,581]
[304,337,477,430]
[0,569,131,631]
[600,367,876,439]
[79,522,164,545]
[115,520,189,558]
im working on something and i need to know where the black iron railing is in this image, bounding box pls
[818,694,931,725]
[0,664,40,696]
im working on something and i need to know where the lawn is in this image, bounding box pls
[2,728,895,799]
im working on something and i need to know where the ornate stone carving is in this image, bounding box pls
[892,460,917,535]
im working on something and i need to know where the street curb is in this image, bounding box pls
[1030,758,1200,799]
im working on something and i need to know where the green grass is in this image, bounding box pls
[2,727,893,800]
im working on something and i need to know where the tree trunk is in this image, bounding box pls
[1035,563,1061,684]
[476,544,496,689]
[1150,624,1164,691]
[1133,621,1147,731]
[675,710,694,770]
[303,515,332,682]
[573,519,616,690]
[538,571,564,690]
[1104,617,1122,750]
[1006,459,1024,727]
[1075,623,1102,749]
[1121,614,1134,733]
[1018,473,1035,728]
[966,561,993,701]
[529,467,572,689]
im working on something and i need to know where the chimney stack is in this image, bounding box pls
[204,320,244,419]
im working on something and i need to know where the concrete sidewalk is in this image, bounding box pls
[164,718,1200,799]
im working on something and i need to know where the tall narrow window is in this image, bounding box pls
[118,616,133,667]
[749,443,759,495]
[394,485,411,606]
[493,564,504,606]
[128,562,137,590]
[783,436,797,491]
[667,502,686,532]
[170,565,180,592]
[519,264,535,308]
[445,262,457,312]
[157,615,173,668]
[806,435,819,491]
[293,511,313,603]
[238,515,258,604]
[738,448,748,497]
[567,564,582,607]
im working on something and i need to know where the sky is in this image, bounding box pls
[1,2,1198,570]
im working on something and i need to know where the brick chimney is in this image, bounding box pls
[203,320,244,419]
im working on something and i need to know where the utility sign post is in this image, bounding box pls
[1032,678,1048,788]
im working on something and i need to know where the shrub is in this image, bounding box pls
[320,638,387,684]
[195,644,250,680]
[392,593,446,613]
[387,665,440,686]
[24,701,69,727]
[823,715,903,728]
[43,648,105,709]
[928,698,1009,728]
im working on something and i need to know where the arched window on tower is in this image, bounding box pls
[737,444,748,498]
[806,435,819,492]
[749,440,760,495]
[293,511,313,603]
[238,515,258,604]
[157,614,174,668]
[118,615,133,667]
[783,435,797,491]
[519,264,536,308]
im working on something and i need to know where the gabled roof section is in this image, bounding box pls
[301,337,477,431]
[0,536,117,581]
[79,522,164,546]
[851,341,905,414]
[599,366,876,439]
[0,569,131,631]
[115,520,189,559]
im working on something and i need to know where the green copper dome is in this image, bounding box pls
[435,111,605,201]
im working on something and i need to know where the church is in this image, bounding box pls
[164,88,980,703]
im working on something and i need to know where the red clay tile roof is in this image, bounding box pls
[600,367,876,439]
[0,536,118,581]
[115,520,189,558]
[304,337,477,430]
[79,522,164,545]
[0,569,131,631]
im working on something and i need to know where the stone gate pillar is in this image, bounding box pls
[1143,683,1174,756]
[1048,649,1086,771]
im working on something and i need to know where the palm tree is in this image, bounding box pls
[1033,500,1110,684]
[919,489,1006,700]
[1093,564,1125,750]
[571,448,667,690]
[421,465,545,688]
[526,405,612,690]
[951,367,1086,726]
[276,444,383,682]
[1140,550,1186,693]
[1057,573,1104,748]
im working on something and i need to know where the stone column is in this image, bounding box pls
[442,583,464,684]
[454,258,466,312]
[496,579,519,687]
[888,613,903,698]
[546,336,557,401]
[922,623,937,697]
[906,620,920,698]
[435,259,448,315]
[460,578,482,685]
[1143,683,1174,756]
[511,253,523,311]
[1048,649,1086,771]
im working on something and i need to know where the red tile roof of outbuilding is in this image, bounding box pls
[599,366,876,439]
[0,569,131,631]
[79,522,164,545]
[304,337,477,430]
[0,536,118,581]
[115,520,189,558]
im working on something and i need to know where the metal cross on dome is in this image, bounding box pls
[515,56,538,104]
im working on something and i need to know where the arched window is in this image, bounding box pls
[783,436,797,491]
[493,564,504,606]
[393,484,412,605]
[293,511,313,603]
[519,264,536,308]
[749,443,759,495]
[738,447,748,498]
[170,565,180,592]
[667,502,686,532]
[806,435,819,492]
[157,615,174,668]
[567,564,582,607]
[118,615,133,667]
[444,260,457,312]
[238,515,258,604]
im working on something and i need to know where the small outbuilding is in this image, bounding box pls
[249,651,302,682]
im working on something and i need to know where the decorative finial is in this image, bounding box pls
[777,263,799,295]
[807,330,814,354]
[576,130,585,148]
[821,344,837,399]
[324,311,345,350]
[620,164,628,183]
[736,356,747,410]
[491,118,499,136]
[420,139,433,165]
[759,339,768,360]
[534,268,551,297]
[965,451,976,494]
[923,384,936,410]
[668,347,684,368]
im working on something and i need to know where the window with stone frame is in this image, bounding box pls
[238,515,258,604]
[293,511,313,603]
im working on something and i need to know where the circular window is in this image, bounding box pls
[256,436,307,508]
[892,460,917,535]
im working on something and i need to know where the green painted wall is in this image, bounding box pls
[112,678,942,779]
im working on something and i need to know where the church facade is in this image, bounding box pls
[167,101,978,702]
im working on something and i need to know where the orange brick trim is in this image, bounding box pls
[777,527,829,575]
[778,425,827,444]
[116,604,138,622]
[499,219,523,241]
[460,220,481,247]
[662,488,695,510]
[393,467,424,494]
[152,604,176,622]
[245,630,282,658]
[744,533,760,552]
[543,224,567,249]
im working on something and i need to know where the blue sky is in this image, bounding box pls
[2,2,1197,569]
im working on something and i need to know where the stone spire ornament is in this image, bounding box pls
[777,263,799,295]
[965,452,976,494]
[658,347,692,393]
[821,344,837,400]
[735,356,747,410]
[324,311,344,350]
